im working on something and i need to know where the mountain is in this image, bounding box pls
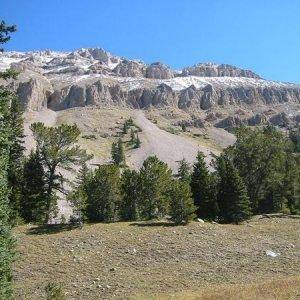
[1,47,299,129]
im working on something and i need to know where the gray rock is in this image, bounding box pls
[269,112,291,127]
[215,116,246,129]
[182,63,260,78]
[145,62,174,79]
[248,113,268,126]
[113,60,146,77]
[1,48,299,129]
[17,75,53,111]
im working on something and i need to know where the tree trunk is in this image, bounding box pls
[45,166,55,224]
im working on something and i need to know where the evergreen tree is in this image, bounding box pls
[191,152,218,220]
[122,121,129,134]
[169,180,196,225]
[21,150,46,223]
[127,117,134,126]
[85,164,120,222]
[176,158,191,183]
[117,138,125,164]
[181,122,187,132]
[7,94,25,222]
[30,122,92,223]
[130,128,135,144]
[68,163,91,223]
[120,169,140,221]
[0,20,16,299]
[0,88,15,299]
[111,138,125,166]
[139,156,172,220]
[111,142,117,162]
[227,126,297,213]
[135,133,141,148]
[216,155,251,224]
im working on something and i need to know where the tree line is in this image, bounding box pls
[68,125,299,226]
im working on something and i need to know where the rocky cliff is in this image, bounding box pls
[1,47,299,129]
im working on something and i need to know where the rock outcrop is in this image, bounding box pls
[269,112,291,127]
[15,71,53,111]
[181,63,260,78]
[0,48,299,128]
[248,113,268,126]
[46,78,300,115]
[113,60,145,77]
[215,116,246,129]
[145,62,174,79]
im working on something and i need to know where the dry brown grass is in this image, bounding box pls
[13,217,300,299]
[144,276,300,300]
[145,108,233,153]
[56,107,131,161]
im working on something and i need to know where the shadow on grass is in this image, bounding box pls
[26,224,81,235]
[130,221,175,227]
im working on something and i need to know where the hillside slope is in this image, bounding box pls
[23,107,227,220]
[128,110,215,171]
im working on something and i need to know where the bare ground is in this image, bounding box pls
[128,110,215,172]
[23,108,57,154]
[13,217,300,299]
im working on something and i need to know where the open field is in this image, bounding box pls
[13,217,300,299]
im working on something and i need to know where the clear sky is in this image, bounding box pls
[1,0,300,82]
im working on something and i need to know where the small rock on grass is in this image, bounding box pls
[197,218,205,223]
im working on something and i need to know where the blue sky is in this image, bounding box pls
[1,0,300,82]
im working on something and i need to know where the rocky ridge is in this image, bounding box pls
[1,47,299,129]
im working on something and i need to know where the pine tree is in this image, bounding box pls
[216,155,251,224]
[135,133,141,148]
[117,138,125,165]
[127,117,134,126]
[228,126,297,213]
[0,89,15,299]
[130,128,135,144]
[181,123,187,132]
[0,20,17,299]
[139,156,172,220]
[111,138,125,166]
[21,150,47,223]
[169,180,196,225]
[191,151,218,220]
[176,158,191,183]
[120,169,140,221]
[30,122,92,223]
[7,94,25,223]
[85,164,120,222]
[111,142,117,162]
[68,163,91,223]
[122,121,129,134]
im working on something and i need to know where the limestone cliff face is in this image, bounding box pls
[15,71,53,111]
[1,48,299,128]
[46,78,300,112]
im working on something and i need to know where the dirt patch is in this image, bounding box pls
[128,111,215,172]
